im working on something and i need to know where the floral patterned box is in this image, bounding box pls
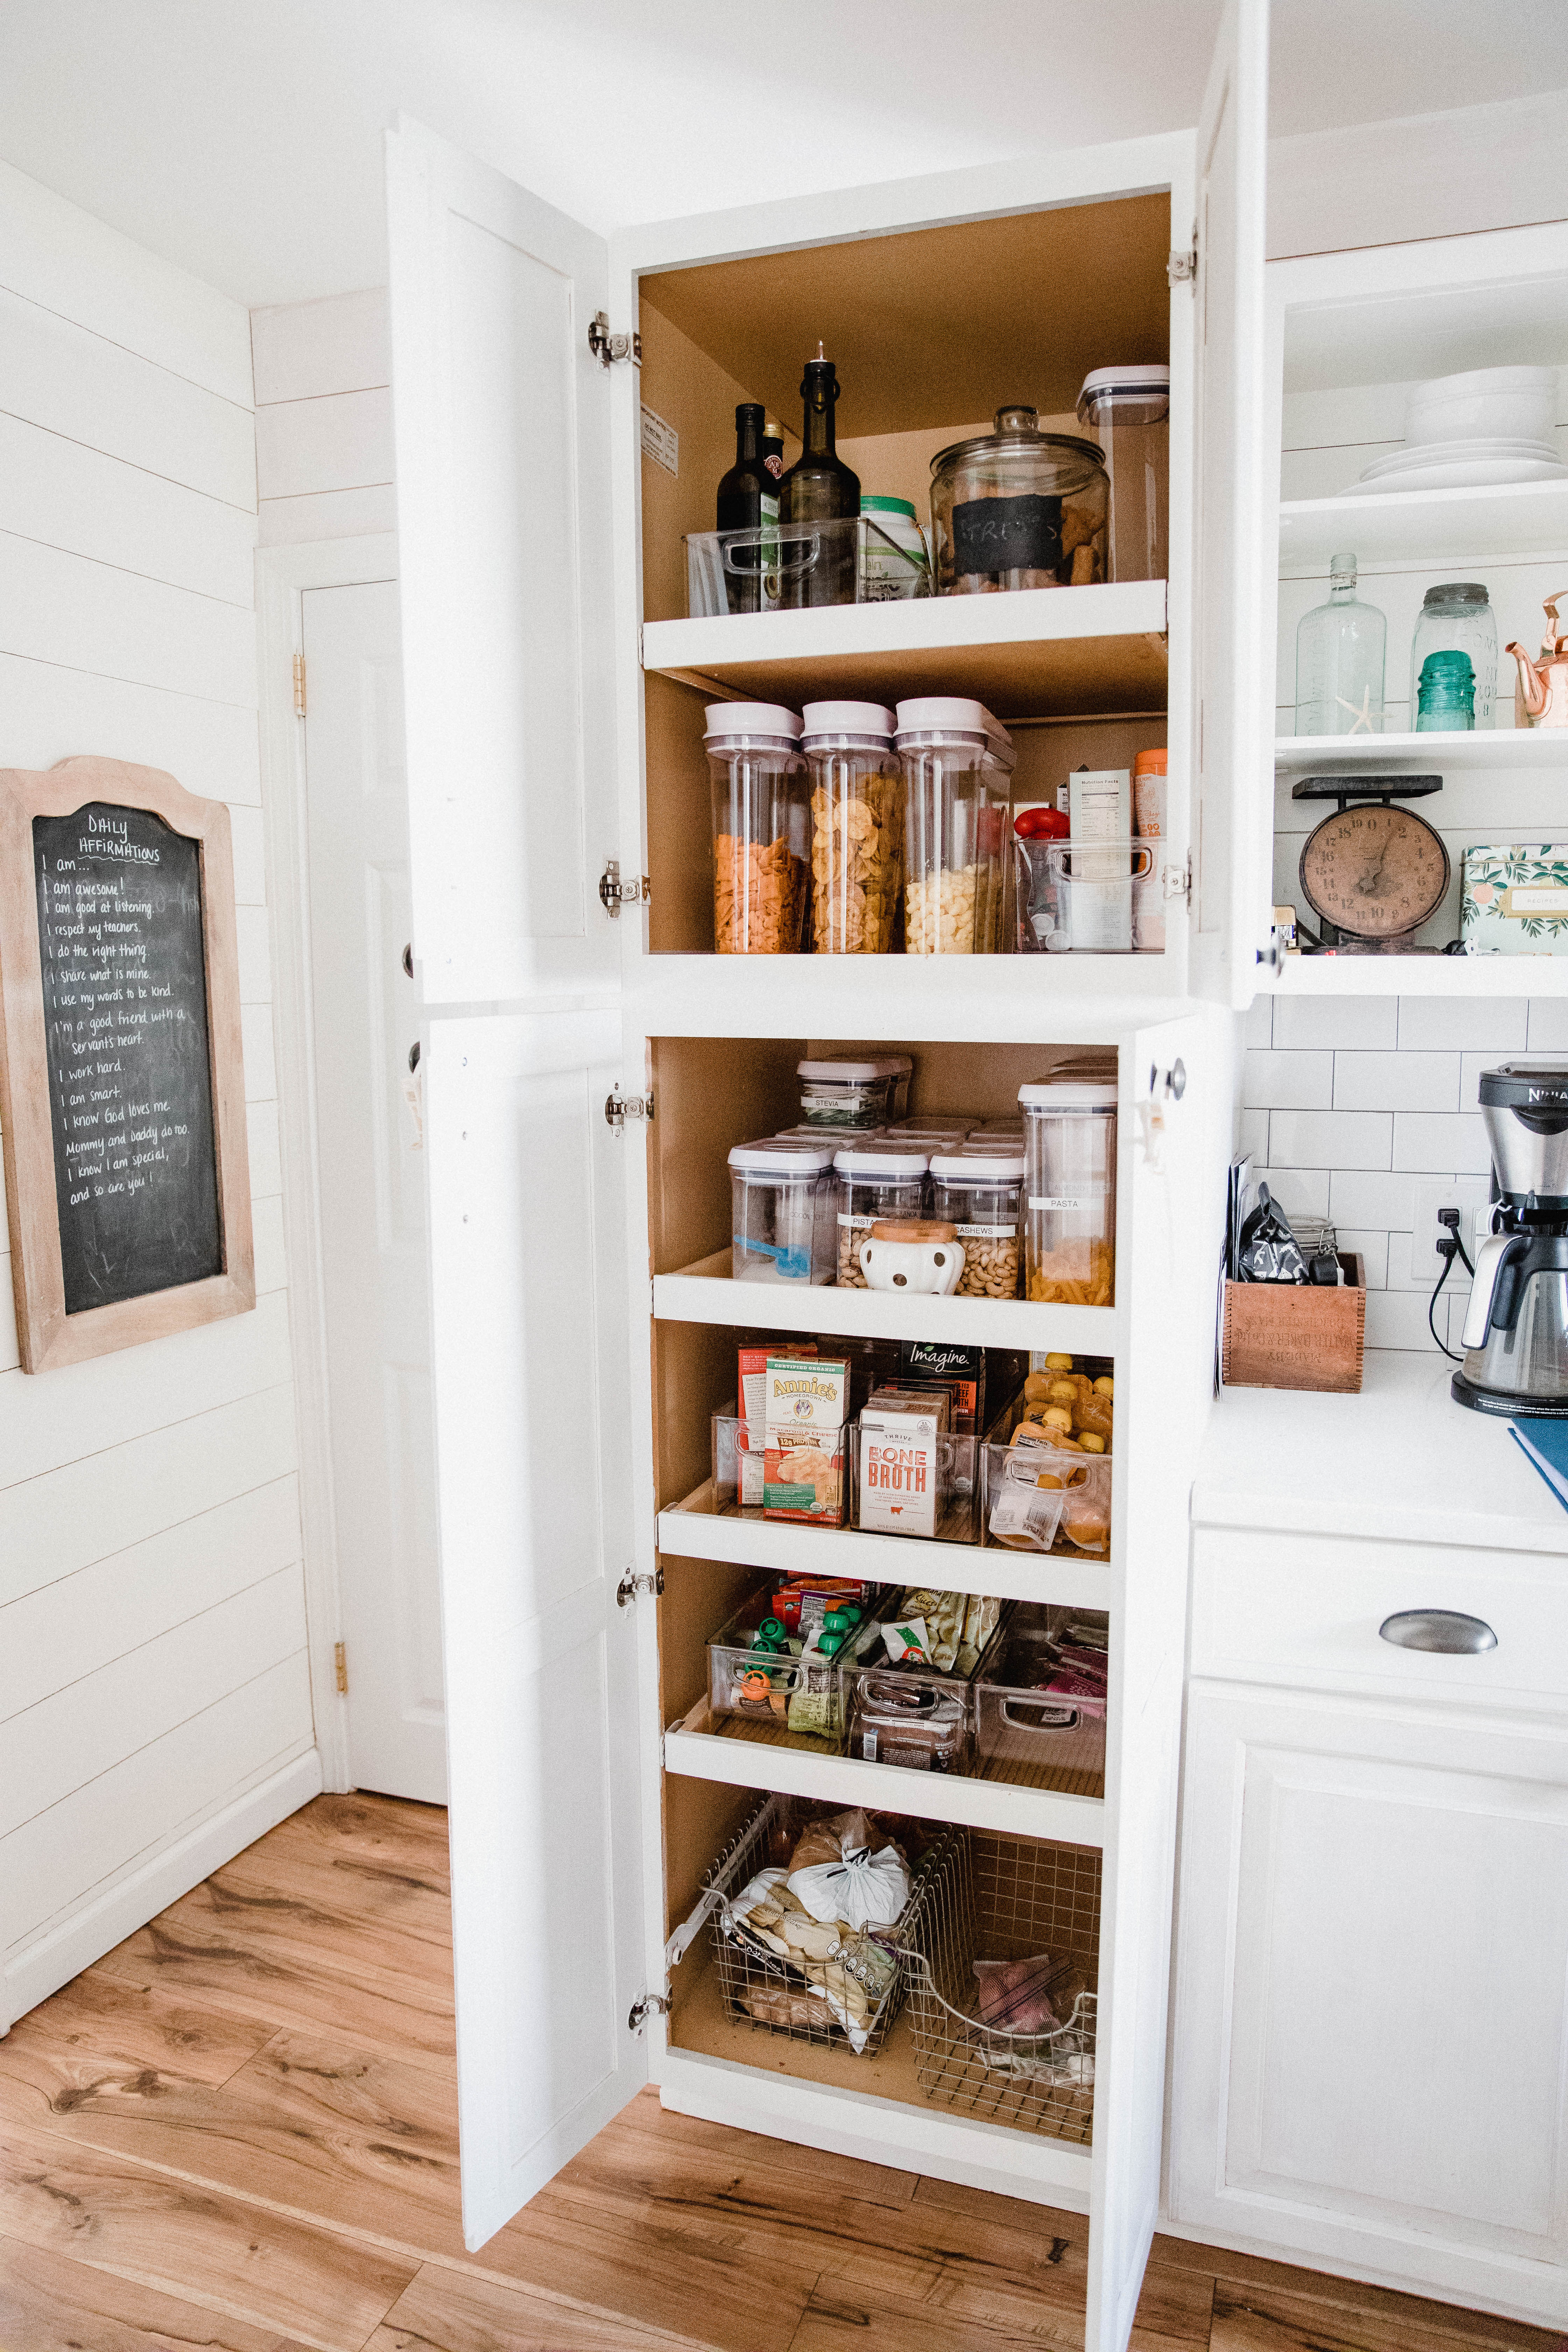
[1461,845,1568,954]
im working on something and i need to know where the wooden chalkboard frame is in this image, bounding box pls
[0,755,254,1372]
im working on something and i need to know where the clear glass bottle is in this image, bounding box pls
[1409,582,1496,729]
[1294,553,1386,736]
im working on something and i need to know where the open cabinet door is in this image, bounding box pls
[386,117,647,2250]
[1188,0,1272,1010]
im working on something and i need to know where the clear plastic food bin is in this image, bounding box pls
[728,1142,836,1284]
[706,703,811,954]
[833,1146,929,1286]
[974,1604,1109,1782]
[685,514,930,618]
[712,1409,849,1518]
[896,699,1006,955]
[797,1058,896,1129]
[1019,1080,1116,1306]
[853,1416,984,1544]
[983,1410,1113,1558]
[929,1150,1023,1299]
[802,702,904,954]
[706,1583,889,1742]
[1015,838,1156,954]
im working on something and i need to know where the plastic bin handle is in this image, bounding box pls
[999,1697,1082,1730]
[723,529,820,578]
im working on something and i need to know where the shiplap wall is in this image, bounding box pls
[0,161,318,2027]
[251,289,394,545]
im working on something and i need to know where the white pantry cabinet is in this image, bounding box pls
[384,6,1266,2345]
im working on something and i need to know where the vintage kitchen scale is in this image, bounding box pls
[1292,774,1450,952]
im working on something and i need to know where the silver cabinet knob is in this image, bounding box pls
[1378,1608,1497,1655]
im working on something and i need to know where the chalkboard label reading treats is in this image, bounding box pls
[951,493,1063,580]
[33,803,222,1314]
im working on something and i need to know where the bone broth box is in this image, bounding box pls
[859,1390,949,1539]
[763,1356,849,1524]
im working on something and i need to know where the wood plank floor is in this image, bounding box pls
[0,1794,1554,2352]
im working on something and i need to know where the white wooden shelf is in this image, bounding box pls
[643,581,1168,723]
[664,1699,1105,1843]
[1268,954,1568,997]
[1274,729,1568,772]
[654,1251,1119,1351]
[659,1479,1112,1607]
[1278,476,1568,572]
[630,952,1183,1039]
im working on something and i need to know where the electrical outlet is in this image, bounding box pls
[1408,1175,1492,1283]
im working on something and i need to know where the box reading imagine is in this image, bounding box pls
[0,756,254,1372]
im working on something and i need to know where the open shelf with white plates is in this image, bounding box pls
[1278,477,1568,573]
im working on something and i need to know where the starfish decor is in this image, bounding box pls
[1335,687,1378,735]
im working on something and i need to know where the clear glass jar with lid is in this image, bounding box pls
[832,1146,930,1286]
[706,704,810,953]
[928,1149,1024,1298]
[801,701,903,954]
[929,407,1108,595]
[728,1141,836,1284]
[796,1058,896,1129]
[1018,1080,1117,1306]
[1409,583,1497,729]
[896,697,1003,954]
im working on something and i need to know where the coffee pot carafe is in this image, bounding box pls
[1454,1063,1568,1416]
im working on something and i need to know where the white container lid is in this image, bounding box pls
[894,696,989,741]
[729,1140,834,1174]
[833,1146,931,1177]
[705,701,802,741]
[890,1115,970,1135]
[931,1149,1024,1180]
[1018,1080,1118,1108]
[1078,364,1171,401]
[969,1119,1024,1134]
[772,1122,882,1141]
[867,1055,913,1078]
[801,700,897,742]
[797,1059,888,1084]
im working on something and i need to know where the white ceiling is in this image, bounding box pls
[4,0,1567,308]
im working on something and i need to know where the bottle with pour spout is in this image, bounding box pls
[778,345,860,606]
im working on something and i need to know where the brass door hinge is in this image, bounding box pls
[293,651,307,716]
[334,1640,348,1694]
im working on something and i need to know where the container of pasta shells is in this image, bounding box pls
[802,701,903,954]
[1019,1081,1116,1307]
[896,698,1009,955]
[929,408,1107,595]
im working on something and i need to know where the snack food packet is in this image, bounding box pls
[1237,1182,1308,1284]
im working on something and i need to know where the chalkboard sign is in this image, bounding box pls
[0,757,253,1372]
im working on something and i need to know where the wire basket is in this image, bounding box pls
[898,1829,1100,2139]
[702,1793,954,2056]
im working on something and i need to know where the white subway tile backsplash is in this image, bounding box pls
[1272,996,1397,1052]
[1328,1169,1423,1229]
[1335,1229,1388,1287]
[1392,1112,1491,1174]
[1236,1107,1270,1163]
[1244,1049,1333,1109]
[1396,997,1528,1052]
[1242,995,1273,1049]
[1249,1167,1331,1220]
[1364,1289,1444,1352]
[1526,1001,1568,1051]
[1270,1110,1392,1170]
[1332,1051,1458,1112]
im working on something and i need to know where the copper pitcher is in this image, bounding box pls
[1507,592,1568,727]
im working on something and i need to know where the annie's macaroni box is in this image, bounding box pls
[763,1356,849,1524]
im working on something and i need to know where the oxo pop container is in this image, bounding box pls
[728,1141,835,1284]
[802,701,904,954]
[1076,366,1169,585]
[1019,1080,1117,1306]
[797,1058,896,1129]
[928,1150,1023,1299]
[706,703,811,954]
[896,699,1009,955]
[833,1146,930,1286]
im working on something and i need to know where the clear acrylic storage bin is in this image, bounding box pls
[853,1414,983,1543]
[974,1604,1109,1785]
[710,1412,849,1525]
[982,1404,1112,1559]
[706,1582,890,1745]
[686,515,931,618]
[1014,837,1155,954]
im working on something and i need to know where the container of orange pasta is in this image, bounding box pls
[1018,1081,1116,1307]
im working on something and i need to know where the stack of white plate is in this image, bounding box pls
[1354,365,1566,495]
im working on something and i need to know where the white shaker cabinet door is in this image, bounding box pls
[1188,0,1273,1009]
[1170,1683,1568,2320]
[422,1010,646,2249]
[385,113,621,1007]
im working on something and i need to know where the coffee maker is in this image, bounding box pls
[1454,1063,1568,1416]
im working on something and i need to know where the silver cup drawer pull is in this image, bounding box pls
[1378,1608,1498,1656]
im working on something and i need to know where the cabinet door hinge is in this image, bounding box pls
[333,1640,348,1694]
[1163,852,1193,908]
[628,1989,670,2034]
[616,1567,664,1608]
[605,1086,653,1132]
[589,312,642,368]
[1168,235,1198,290]
[599,858,651,917]
[293,651,307,716]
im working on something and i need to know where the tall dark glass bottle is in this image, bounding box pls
[778,349,860,607]
[716,402,777,613]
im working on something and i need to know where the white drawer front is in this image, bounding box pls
[1192,1525,1568,1705]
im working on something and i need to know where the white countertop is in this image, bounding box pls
[1192,1349,1568,1556]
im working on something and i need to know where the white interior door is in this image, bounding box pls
[386,114,646,2251]
[302,578,445,1805]
[1190,0,1272,1009]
